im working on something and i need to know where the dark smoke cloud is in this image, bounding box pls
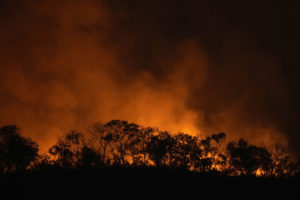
[0,0,300,153]
[104,0,300,151]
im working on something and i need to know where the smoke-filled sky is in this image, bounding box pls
[0,0,299,153]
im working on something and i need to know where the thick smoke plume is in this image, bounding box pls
[1,0,299,153]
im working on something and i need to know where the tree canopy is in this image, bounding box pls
[0,121,299,177]
[0,125,38,173]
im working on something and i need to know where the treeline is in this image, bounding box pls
[0,120,299,177]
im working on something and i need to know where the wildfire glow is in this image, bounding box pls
[0,0,290,154]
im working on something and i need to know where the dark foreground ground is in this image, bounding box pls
[1,167,299,199]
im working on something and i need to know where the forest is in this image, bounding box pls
[0,120,300,197]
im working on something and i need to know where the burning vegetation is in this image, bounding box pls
[0,120,299,178]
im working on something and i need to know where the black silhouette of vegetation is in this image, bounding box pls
[0,120,300,196]
[0,125,38,173]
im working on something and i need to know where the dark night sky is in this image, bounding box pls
[0,0,300,153]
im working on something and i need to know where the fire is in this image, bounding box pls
[255,168,264,177]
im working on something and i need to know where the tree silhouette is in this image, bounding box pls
[146,131,175,167]
[89,122,114,165]
[169,133,199,169]
[227,139,272,175]
[103,120,141,165]
[129,127,155,166]
[1,120,296,179]
[0,125,38,173]
[212,132,226,144]
[77,146,103,168]
[49,130,86,169]
[88,122,230,172]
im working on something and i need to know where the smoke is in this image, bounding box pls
[0,0,299,153]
